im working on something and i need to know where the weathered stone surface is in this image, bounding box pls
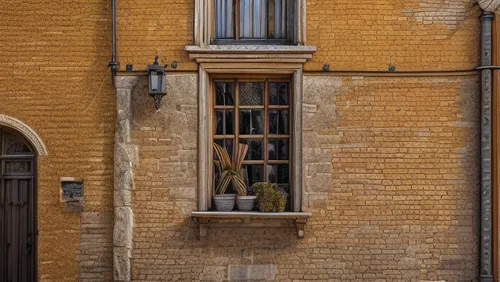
[228,264,277,281]
[398,257,420,270]
[115,76,139,90]
[478,0,500,12]
[199,266,227,281]
[169,186,197,200]
[114,207,133,248]
[115,169,134,192]
[114,189,131,207]
[115,120,131,144]
[114,247,131,281]
[116,89,132,121]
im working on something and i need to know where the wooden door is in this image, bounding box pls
[0,128,37,282]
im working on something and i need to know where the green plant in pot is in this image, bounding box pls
[213,142,249,211]
[252,182,287,212]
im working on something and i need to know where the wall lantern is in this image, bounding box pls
[147,55,167,112]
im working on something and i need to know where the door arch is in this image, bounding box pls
[0,127,37,282]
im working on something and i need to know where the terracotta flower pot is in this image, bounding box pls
[213,194,236,211]
[237,195,257,211]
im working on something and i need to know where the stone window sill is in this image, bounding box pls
[191,211,312,239]
[185,45,317,53]
[185,45,316,63]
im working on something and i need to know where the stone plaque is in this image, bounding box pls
[60,179,84,212]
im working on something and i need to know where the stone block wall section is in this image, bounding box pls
[114,76,140,282]
[118,73,479,281]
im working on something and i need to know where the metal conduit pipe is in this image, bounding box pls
[480,10,494,282]
[108,0,119,82]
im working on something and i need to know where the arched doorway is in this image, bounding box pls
[0,127,37,282]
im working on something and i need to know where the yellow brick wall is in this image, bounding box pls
[306,0,481,71]
[0,0,485,281]
[116,0,197,71]
[115,0,480,72]
[0,1,115,281]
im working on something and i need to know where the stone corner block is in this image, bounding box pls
[114,207,134,248]
[114,247,131,281]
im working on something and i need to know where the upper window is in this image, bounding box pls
[213,0,296,44]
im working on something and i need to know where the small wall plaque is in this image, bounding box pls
[60,177,84,212]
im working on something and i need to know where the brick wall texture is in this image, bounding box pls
[0,0,485,281]
[0,1,115,281]
[128,74,479,281]
[115,0,481,72]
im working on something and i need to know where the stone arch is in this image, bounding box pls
[0,114,48,156]
[478,0,500,12]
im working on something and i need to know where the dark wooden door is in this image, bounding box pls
[0,128,37,282]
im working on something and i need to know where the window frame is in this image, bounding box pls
[211,76,294,207]
[194,0,307,47]
[199,71,303,212]
[212,0,296,45]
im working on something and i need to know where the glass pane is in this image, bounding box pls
[269,82,289,105]
[240,139,263,160]
[215,82,234,106]
[215,111,224,135]
[151,74,159,91]
[273,0,287,39]
[225,111,234,134]
[4,132,33,155]
[215,110,234,135]
[240,0,267,38]
[215,0,234,39]
[4,161,32,174]
[267,164,288,184]
[240,110,264,135]
[239,82,264,105]
[242,164,264,186]
[268,110,289,135]
[268,139,289,160]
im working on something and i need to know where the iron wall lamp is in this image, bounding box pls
[147,55,167,111]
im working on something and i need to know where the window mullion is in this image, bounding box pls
[235,0,240,40]
[235,79,240,156]
[264,79,269,182]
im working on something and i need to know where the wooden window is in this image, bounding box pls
[213,77,293,210]
[213,0,296,44]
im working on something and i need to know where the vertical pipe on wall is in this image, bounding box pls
[108,0,119,81]
[481,10,494,282]
[492,13,499,282]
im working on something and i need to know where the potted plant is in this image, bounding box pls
[252,182,287,212]
[237,184,257,212]
[213,142,248,211]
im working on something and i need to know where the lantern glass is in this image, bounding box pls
[151,72,160,91]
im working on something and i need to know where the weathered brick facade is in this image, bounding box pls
[0,0,492,281]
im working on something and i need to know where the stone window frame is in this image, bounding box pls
[194,0,307,46]
[195,60,307,212]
